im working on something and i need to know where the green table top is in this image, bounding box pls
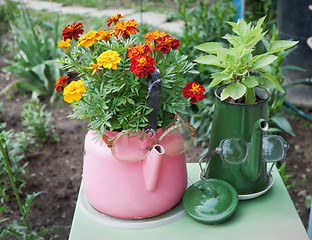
[69,163,309,240]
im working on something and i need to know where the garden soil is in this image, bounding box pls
[0,61,312,238]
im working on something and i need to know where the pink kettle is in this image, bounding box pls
[82,128,188,219]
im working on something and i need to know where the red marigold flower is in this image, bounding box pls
[144,30,166,44]
[126,44,151,58]
[62,22,84,40]
[183,81,205,103]
[113,19,139,38]
[55,76,69,92]
[107,13,124,27]
[156,34,180,54]
[130,55,156,78]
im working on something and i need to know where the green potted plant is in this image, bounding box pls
[55,14,204,218]
[194,16,297,195]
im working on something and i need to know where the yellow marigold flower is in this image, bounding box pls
[78,30,104,48]
[63,80,86,103]
[86,63,103,75]
[96,50,121,70]
[58,39,71,54]
[58,38,71,48]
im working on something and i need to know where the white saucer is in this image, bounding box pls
[79,179,192,229]
[238,174,274,200]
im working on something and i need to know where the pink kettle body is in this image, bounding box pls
[83,129,188,219]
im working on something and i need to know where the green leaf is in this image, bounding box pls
[222,35,239,46]
[227,82,246,100]
[208,72,228,88]
[220,88,230,101]
[227,82,247,100]
[32,64,49,89]
[256,16,266,28]
[194,55,221,66]
[270,115,295,136]
[268,40,299,54]
[261,74,285,93]
[194,42,224,54]
[252,55,278,70]
[237,18,248,36]
[242,76,259,88]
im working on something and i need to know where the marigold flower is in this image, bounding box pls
[78,30,104,48]
[98,29,112,41]
[113,19,139,38]
[86,63,103,75]
[55,76,69,92]
[63,80,86,103]
[144,30,166,44]
[129,55,156,78]
[62,22,84,40]
[126,44,151,58]
[156,34,180,54]
[58,39,71,48]
[183,81,205,103]
[107,13,124,27]
[96,50,121,70]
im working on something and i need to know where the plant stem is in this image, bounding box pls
[245,87,256,104]
[0,142,31,230]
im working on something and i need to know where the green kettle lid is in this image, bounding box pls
[183,178,238,224]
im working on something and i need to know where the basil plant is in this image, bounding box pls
[194,16,298,104]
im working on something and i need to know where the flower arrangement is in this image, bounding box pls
[55,14,203,135]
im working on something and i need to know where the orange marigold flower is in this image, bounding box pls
[183,81,205,103]
[107,13,124,27]
[129,55,156,78]
[63,80,86,103]
[113,19,139,38]
[96,50,121,70]
[86,63,103,75]
[78,30,105,48]
[98,29,112,41]
[144,30,166,44]
[62,22,84,40]
[126,44,151,58]
[55,76,69,92]
[156,34,180,54]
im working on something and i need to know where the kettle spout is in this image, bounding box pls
[241,119,268,181]
[143,145,165,192]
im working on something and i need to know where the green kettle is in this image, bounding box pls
[204,86,270,195]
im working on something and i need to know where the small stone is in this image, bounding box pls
[298,190,307,197]
[306,168,311,172]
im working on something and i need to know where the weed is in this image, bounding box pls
[305,195,312,209]
[278,161,294,186]
[0,123,34,203]
[0,136,65,239]
[22,100,58,145]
